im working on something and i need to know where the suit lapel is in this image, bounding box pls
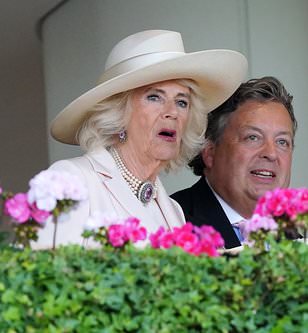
[192,178,241,248]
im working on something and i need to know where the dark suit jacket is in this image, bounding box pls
[171,177,241,249]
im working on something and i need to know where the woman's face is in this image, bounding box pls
[126,80,191,164]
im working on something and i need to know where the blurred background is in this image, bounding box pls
[1,0,307,194]
[0,0,63,191]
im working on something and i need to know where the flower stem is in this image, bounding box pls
[52,216,58,250]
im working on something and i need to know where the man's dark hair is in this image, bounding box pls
[189,76,297,176]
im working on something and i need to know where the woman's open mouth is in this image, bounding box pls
[158,129,177,142]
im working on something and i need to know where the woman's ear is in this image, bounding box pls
[201,142,215,169]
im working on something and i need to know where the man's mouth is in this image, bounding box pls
[250,169,276,178]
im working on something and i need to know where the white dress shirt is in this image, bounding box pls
[206,179,245,242]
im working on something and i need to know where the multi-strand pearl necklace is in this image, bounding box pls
[109,147,157,204]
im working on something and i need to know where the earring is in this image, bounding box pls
[119,129,127,143]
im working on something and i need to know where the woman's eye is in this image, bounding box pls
[176,99,189,108]
[147,94,160,101]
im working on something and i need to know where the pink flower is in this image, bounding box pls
[124,217,140,229]
[4,193,31,223]
[175,232,199,254]
[108,224,127,247]
[294,188,308,216]
[173,224,199,253]
[244,214,278,236]
[200,241,220,257]
[106,217,147,247]
[123,217,147,243]
[198,225,225,248]
[127,227,147,243]
[149,227,175,249]
[159,232,175,249]
[245,187,308,246]
[30,203,51,223]
[124,217,147,243]
[254,188,308,221]
[149,222,224,257]
[175,223,194,233]
[149,227,165,248]
[193,225,224,256]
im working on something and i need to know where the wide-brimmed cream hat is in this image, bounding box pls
[51,29,248,144]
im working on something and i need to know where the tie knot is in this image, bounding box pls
[233,220,247,241]
[233,219,245,228]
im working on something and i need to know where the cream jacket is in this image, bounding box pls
[33,148,185,249]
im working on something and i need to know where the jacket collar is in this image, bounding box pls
[193,177,241,248]
[85,147,184,229]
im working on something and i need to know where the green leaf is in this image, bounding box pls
[2,306,21,321]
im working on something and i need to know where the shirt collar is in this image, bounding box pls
[206,178,244,224]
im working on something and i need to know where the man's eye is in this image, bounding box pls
[176,99,189,108]
[247,134,258,141]
[277,138,289,147]
[147,94,160,101]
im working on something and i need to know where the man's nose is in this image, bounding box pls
[259,140,278,161]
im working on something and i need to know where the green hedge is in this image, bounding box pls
[0,242,307,333]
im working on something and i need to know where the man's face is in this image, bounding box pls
[204,100,294,217]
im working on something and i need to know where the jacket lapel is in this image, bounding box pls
[85,148,184,228]
[86,148,142,217]
[192,178,241,248]
[155,178,185,229]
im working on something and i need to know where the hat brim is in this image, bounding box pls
[51,49,247,144]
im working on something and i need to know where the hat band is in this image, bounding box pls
[98,52,185,84]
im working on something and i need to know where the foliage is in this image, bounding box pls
[0,240,307,332]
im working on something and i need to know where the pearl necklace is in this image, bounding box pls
[109,147,157,204]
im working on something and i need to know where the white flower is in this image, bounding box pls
[35,197,57,211]
[27,169,88,212]
[84,211,122,231]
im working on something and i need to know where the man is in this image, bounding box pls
[171,77,297,248]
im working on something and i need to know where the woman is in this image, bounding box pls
[35,29,247,248]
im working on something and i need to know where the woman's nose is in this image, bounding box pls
[163,101,178,119]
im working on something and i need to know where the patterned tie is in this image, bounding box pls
[232,220,246,242]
